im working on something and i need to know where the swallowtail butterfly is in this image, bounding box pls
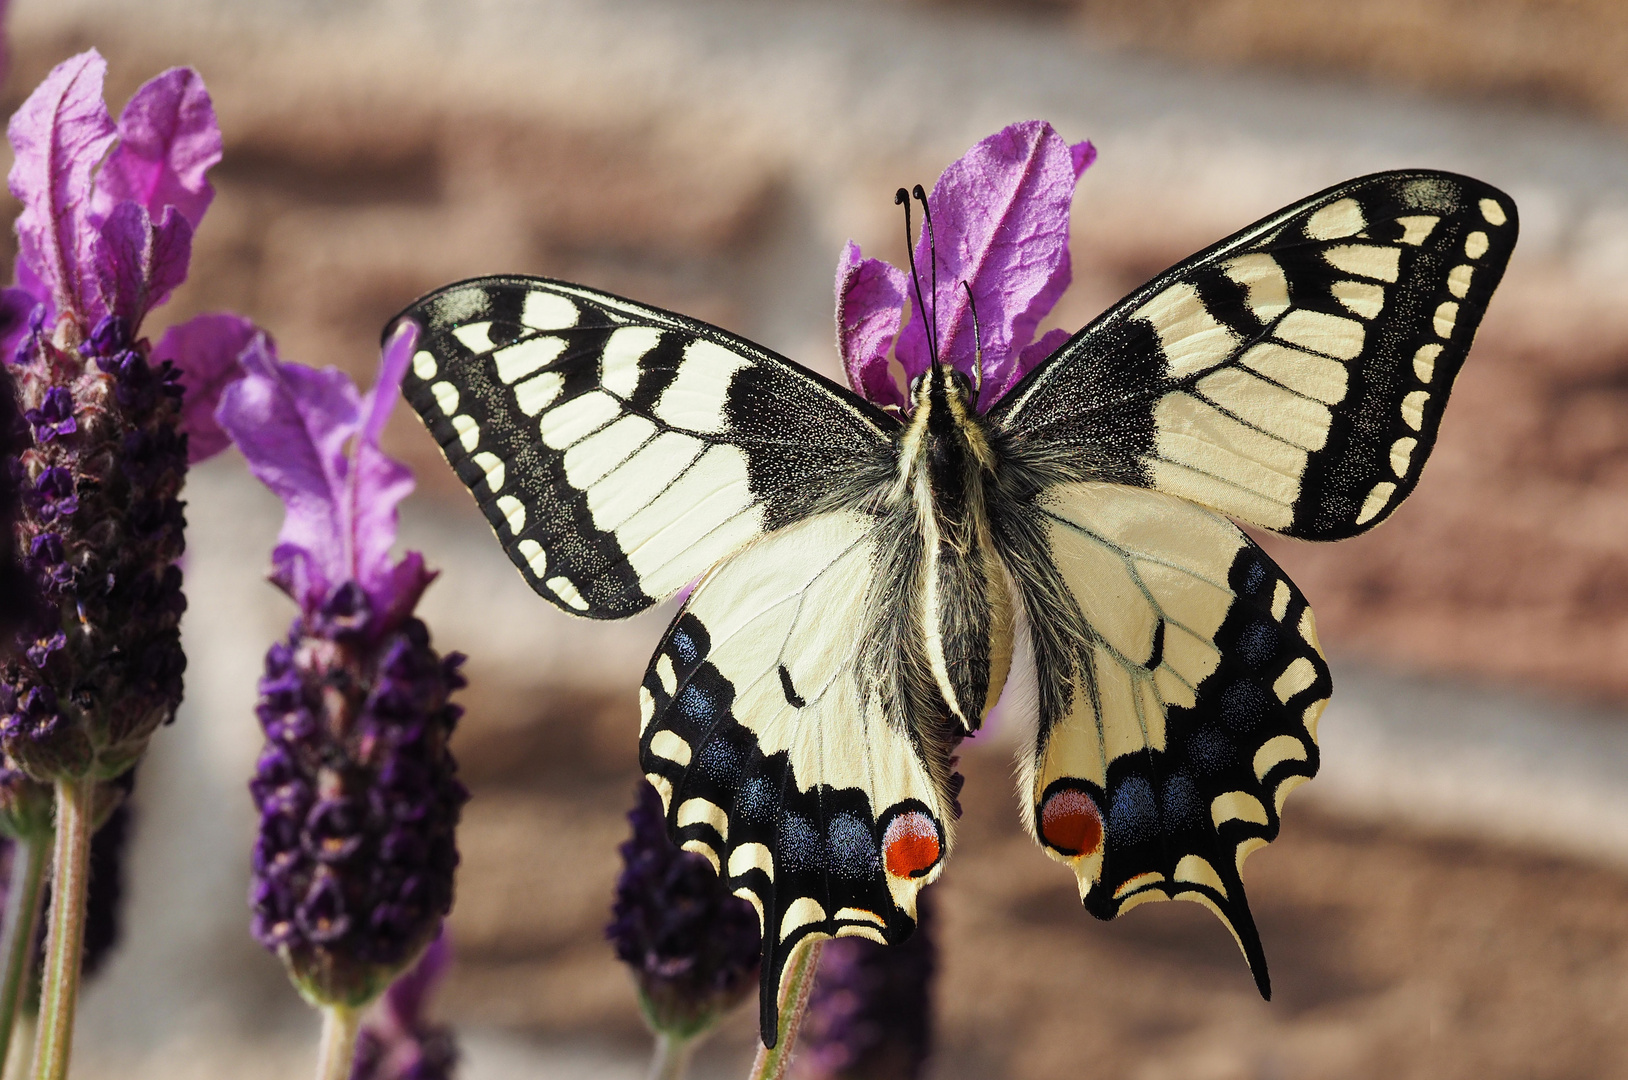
[391,171,1516,1042]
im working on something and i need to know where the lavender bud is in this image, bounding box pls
[249,592,467,1009]
[796,890,937,1080]
[606,781,760,1040]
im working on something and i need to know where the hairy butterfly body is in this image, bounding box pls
[392,170,1516,1043]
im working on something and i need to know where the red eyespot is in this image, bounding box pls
[1040,788,1103,856]
[882,811,941,878]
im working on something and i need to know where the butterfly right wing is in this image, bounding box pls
[992,171,1516,539]
[395,276,897,619]
[993,480,1328,996]
[639,509,955,1046]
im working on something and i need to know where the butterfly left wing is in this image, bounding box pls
[396,276,897,619]
[991,170,1516,539]
[638,509,956,1045]
[992,480,1328,994]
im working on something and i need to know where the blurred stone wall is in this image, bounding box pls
[13,0,1628,701]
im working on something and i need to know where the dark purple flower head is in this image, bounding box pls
[350,928,460,1080]
[0,53,257,783]
[796,890,938,1080]
[217,323,432,636]
[838,121,1095,413]
[229,331,466,1008]
[607,780,760,1039]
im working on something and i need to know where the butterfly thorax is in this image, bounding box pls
[892,363,1014,733]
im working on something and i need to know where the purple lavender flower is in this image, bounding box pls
[350,928,459,1080]
[607,780,761,1039]
[837,121,1096,413]
[220,325,467,1009]
[796,891,937,1080]
[0,51,259,783]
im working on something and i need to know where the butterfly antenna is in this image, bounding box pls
[912,185,941,365]
[896,187,938,366]
[961,280,983,397]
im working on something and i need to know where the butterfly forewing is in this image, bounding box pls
[397,276,897,618]
[993,171,1517,539]
[994,482,1327,992]
[639,510,953,1042]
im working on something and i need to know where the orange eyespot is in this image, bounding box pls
[882,811,941,878]
[1040,788,1103,857]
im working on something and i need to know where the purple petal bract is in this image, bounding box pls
[91,66,221,229]
[893,121,1095,410]
[835,241,911,409]
[152,311,257,462]
[7,50,117,318]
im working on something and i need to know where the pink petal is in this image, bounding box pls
[91,67,221,230]
[835,241,909,409]
[152,311,258,462]
[1010,327,1073,393]
[893,122,1094,410]
[7,50,118,320]
[87,202,193,328]
[216,334,361,612]
[0,287,40,363]
[351,322,424,617]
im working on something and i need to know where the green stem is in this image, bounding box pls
[648,1031,694,1080]
[0,837,48,1076]
[746,939,824,1080]
[313,1005,361,1080]
[30,777,92,1080]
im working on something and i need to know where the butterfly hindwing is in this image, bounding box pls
[993,171,1517,539]
[995,481,1327,993]
[397,276,898,618]
[639,510,954,1044]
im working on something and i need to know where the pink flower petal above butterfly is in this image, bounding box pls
[836,121,1096,412]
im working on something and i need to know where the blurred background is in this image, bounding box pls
[9,0,1628,1076]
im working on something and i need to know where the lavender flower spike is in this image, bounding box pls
[0,52,256,783]
[608,780,760,1042]
[221,324,467,1009]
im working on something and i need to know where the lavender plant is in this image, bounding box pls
[218,323,468,1080]
[0,50,259,1079]
[608,780,760,1079]
[350,928,459,1080]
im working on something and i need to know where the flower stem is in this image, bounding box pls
[0,837,49,1075]
[648,1031,694,1080]
[30,777,92,1080]
[747,938,824,1080]
[313,1004,361,1080]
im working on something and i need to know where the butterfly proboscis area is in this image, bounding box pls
[393,170,1515,1044]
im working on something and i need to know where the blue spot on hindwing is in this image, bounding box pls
[1236,620,1279,669]
[736,777,775,825]
[779,813,820,873]
[1219,681,1271,732]
[1109,776,1158,846]
[1161,773,1202,830]
[1186,728,1234,776]
[826,813,879,879]
[697,737,742,785]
